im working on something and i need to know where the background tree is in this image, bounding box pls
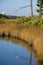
[37,0,43,17]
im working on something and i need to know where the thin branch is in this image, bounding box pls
[14,5,30,12]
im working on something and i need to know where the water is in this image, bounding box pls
[0,39,37,65]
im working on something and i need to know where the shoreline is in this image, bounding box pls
[0,24,43,61]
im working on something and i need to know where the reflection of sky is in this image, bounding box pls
[0,40,37,65]
[0,0,38,16]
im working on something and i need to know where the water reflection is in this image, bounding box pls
[0,37,42,65]
[30,50,32,65]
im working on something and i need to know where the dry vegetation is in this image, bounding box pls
[0,24,43,61]
[0,16,43,61]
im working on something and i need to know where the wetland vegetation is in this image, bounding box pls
[0,0,43,65]
[0,21,43,62]
[0,16,43,28]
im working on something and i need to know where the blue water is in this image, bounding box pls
[0,40,37,65]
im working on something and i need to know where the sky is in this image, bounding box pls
[0,0,38,16]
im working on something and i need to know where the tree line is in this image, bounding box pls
[31,0,43,17]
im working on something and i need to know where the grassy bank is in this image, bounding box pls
[0,24,43,61]
[0,16,43,61]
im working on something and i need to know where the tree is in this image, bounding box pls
[37,0,43,17]
[30,0,33,16]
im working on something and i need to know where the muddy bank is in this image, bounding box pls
[0,24,43,61]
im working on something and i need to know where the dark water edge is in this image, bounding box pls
[0,37,38,65]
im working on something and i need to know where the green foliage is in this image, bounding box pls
[37,0,43,14]
[14,16,43,28]
[37,0,43,7]
[0,16,43,28]
[24,21,32,27]
[14,16,30,24]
